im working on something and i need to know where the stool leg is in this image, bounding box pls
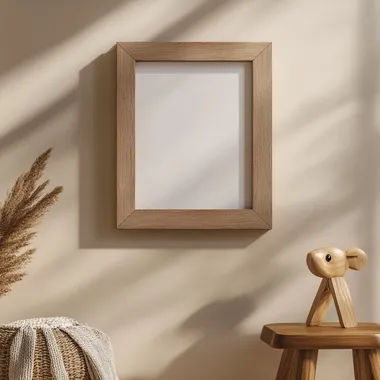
[296,350,318,380]
[368,349,380,379]
[275,349,298,380]
[288,350,299,379]
[353,349,372,379]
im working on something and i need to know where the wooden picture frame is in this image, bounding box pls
[116,42,272,230]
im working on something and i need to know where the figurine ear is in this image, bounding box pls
[346,247,367,271]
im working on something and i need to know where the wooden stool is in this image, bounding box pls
[260,246,380,379]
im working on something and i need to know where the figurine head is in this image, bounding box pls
[306,247,367,278]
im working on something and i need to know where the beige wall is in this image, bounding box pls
[1,0,379,379]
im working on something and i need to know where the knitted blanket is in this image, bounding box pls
[3,317,118,380]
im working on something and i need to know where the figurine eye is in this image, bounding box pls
[325,254,332,262]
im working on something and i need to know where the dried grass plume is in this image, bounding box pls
[0,148,63,296]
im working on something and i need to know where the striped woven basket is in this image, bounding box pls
[0,317,118,380]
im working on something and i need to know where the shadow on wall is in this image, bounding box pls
[78,48,267,249]
[14,200,298,327]
[0,0,130,76]
[356,0,380,318]
[123,296,279,380]
[2,0,378,377]
[0,0,264,78]
[151,0,238,41]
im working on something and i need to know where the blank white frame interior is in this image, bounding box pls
[135,61,252,210]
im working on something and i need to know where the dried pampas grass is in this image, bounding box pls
[0,148,63,296]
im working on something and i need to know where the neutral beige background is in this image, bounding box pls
[0,0,379,379]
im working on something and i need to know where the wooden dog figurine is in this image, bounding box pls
[306,247,367,328]
[260,247,378,379]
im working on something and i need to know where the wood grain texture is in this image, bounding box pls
[119,209,269,229]
[329,277,357,328]
[296,350,318,380]
[306,278,332,326]
[261,323,380,349]
[368,349,380,379]
[353,350,372,380]
[252,44,272,226]
[117,45,135,226]
[116,42,272,229]
[288,350,300,379]
[306,247,348,278]
[346,247,368,271]
[275,350,298,380]
[306,247,367,278]
[117,42,270,61]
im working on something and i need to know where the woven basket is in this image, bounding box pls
[0,317,117,380]
[0,327,90,379]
